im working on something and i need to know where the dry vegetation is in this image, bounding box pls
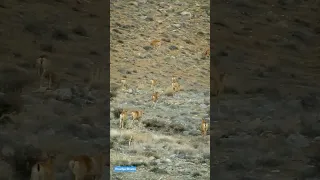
[110,0,210,179]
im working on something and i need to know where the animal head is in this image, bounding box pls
[202,119,206,124]
[121,109,128,114]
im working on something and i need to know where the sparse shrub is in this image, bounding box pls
[192,172,202,177]
[72,61,86,69]
[0,92,24,117]
[52,28,69,41]
[112,108,122,119]
[110,91,117,101]
[130,161,148,167]
[142,119,166,130]
[24,21,49,35]
[110,84,120,92]
[224,86,239,94]
[255,157,283,167]
[142,151,158,158]
[150,167,168,174]
[0,64,35,93]
[114,160,130,166]
[174,148,194,158]
[0,115,14,127]
[225,161,246,171]
[72,25,88,37]
[12,52,22,58]
[89,50,100,56]
[40,44,54,52]
[168,122,186,133]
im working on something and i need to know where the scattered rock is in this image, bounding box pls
[53,88,73,101]
[286,133,310,148]
[180,11,192,17]
[169,45,178,50]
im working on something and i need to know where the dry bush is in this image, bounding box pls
[112,108,123,119]
[52,28,69,41]
[72,25,88,37]
[110,83,120,101]
[142,119,167,131]
[0,92,24,117]
[23,20,49,36]
[167,122,186,133]
[0,64,35,93]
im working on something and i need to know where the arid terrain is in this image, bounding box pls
[110,0,210,179]
[0,0,109,179]
[213,0,320,179]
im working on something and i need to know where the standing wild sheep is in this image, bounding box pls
[36,55,59,89]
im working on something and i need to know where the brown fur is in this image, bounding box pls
[150,39,161,48]
[151,79,157,89]
[119,110,128,129]
[120,79,128,90]
[131,110,143,121]
[171,77,177,83]
[201,119,209,137]
[30,153,56,180]
[69,153,107,180]
[152,92,159,103]
[171,82,181,92]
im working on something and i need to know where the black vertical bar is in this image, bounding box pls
[210,0,214,179]
[106,0,111,178]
